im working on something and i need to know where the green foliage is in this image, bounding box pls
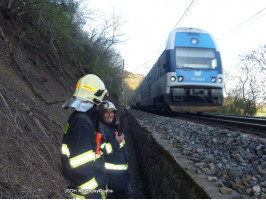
[39,27,46,34]
[26,25,33,34]
[42,61,48,68]
[218,96,257,116]
[11,0,124,100]
[255,109,266,117]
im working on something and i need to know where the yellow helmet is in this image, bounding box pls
[73,74,107,104]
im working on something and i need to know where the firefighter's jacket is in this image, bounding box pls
[61,108,107,199]
[100,121,131,198]
[100,121,128,173]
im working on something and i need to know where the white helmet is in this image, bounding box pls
[98,101,117,114]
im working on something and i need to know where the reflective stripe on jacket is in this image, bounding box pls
[100,122,128,172]
[61,109,107,199]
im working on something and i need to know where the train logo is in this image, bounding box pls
[194,71,201,76]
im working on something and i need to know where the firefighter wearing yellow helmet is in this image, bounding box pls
[62,74,108,111]
[61,74,108,199]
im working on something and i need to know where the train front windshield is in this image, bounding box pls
[175,47,217,70]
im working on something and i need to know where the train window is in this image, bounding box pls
[211,59,217,69]
[163,64,166,71]
[175,47,217,70]
[157,51,166,78]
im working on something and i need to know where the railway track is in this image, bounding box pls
[141,109,266,137]
[174,113,266,137]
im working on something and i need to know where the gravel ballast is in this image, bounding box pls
[129,109,266,198]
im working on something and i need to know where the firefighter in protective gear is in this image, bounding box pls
[98,101,132,199]
[61,74,108,199]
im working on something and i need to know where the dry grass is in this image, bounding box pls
[124,73,144,91]
[0,92,69,199]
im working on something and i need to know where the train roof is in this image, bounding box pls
[171,27,209,34]
[165,27,219,50]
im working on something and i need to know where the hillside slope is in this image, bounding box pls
[124,72,144,91]
[0,6,90,199]
[0,0,128,197]
[0,60,70,198]
[124,72,144,105]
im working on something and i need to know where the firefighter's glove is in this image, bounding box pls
[115,133,124,144]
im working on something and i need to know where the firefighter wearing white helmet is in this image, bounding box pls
[98,101,117,114]
[61,74,108,199]
[98,101,132,199]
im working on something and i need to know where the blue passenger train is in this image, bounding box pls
[131,27,223,113]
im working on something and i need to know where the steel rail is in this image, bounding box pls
[136,109,266,137]
[200,113,266,125]
[175,113,266,137]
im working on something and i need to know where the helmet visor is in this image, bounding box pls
[94,89,106,97]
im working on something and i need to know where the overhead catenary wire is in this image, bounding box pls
[130,0,197,75]
[151,0,197,72]
[218,7,266,40]
[143,0,197,74]
[173,0,197,28]
[130,61,150,73]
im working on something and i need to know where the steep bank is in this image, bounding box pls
[0,6,100,198]
[0,10,73,197]
[0,55,71,198]
[0,2,130,197]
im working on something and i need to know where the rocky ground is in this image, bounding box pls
[129,109,266,198]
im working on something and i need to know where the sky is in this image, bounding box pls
[81,0,266,76]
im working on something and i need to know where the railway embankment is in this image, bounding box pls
[122,109,265,199]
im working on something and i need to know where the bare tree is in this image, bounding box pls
[85,13,127,53]
[224,44,266,115]
[239,45,266,103]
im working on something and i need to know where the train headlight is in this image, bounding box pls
[211,77,216,83]
[170,76,176,82]
[178,76,183,82]
[191,38,199,45]
[218,77,222,83]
